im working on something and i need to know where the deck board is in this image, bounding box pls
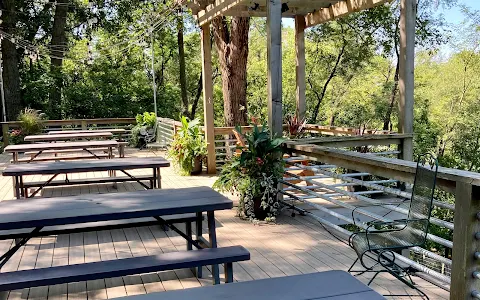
[0,149,449,300]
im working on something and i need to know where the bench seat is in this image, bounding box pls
[24,148,110,156]
[12,154,112,163]
[22,175,152,189]
[0,246,250,292]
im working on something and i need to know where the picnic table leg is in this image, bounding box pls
[12,152,18,163]
[207,211,220,284]
[195,212,203,278]
[156,168,161,189]
[14,176,21,199]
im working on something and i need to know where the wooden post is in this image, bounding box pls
[81,120,87,130]
[266,0,282,137]
[295,16,306,121]
[201,23,216,174]
[450,183,480,299]
[398,0,415,161]
[2,123,9,147]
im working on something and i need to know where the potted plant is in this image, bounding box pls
[213,123,285,221]
[167,116,207,175]
[129,112,157,148]
[9,108,46,145]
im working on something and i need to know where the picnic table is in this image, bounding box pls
[118,270,385,300]
[0,187,248,290]
[48,128,127,141]
[2,157,170,198]
[24,132,113,142]
[3,140,118,163]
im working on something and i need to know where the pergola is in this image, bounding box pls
[183,0,415,174]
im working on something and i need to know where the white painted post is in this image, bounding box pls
[266,0,283,137]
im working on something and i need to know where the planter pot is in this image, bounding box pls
[190,156,203,175]
[252,196,270,221]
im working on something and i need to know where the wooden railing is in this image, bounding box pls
[1,118,136,146]
[284,142,480,299]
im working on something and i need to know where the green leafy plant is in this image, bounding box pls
[167,116,207,176]
[213,123,285,221]
[130,112,156,147]
[9,108,46,145]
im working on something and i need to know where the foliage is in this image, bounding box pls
[130,112,157,147]
[285,114,307,138]
[167,116,207,176]
[213,123,285,221]
[9,108,46,145]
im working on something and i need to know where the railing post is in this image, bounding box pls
[81,120,87,130]
[451,183,480,299]
[2,123,9,147]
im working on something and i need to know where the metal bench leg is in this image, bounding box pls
[207,211,220,284]
[186,222,192,251]
[224,263,234,283]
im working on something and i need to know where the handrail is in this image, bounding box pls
[284,142,480,299]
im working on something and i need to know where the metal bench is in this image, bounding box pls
[0,246,250,292]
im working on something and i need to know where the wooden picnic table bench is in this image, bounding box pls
[4,140,119,163]
[116,270,385,300]
[24,132,113,142]
[0,187,247,290]
[2,157,170,199]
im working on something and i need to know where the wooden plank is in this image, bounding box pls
[197,0,243,26]
[304,0,391,28]
[266,0,283,136]
[450,184,480,299]
[0,188,232,231]
[398,0,415,161]
[0,246,250,292]
[201,23,216,174]
[111,271,384,300]
[24,132,113,142]
[48,129,126,135]
[3,140,118,153]
[3,157,169,176]
[295,15,306,121]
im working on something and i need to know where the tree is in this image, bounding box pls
[1,0,22,120]
[212,16,250,126]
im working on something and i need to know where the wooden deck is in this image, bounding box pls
[0,148,449,300]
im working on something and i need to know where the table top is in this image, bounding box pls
[48,129,126,135]
[4,140,118,153]
[2,157,170,176]
[24,132,113,142]
[116,271,385,300]
[0,186,232,231]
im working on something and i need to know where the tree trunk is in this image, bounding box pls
[212,16,249,127]
[49,0,68,119]
[177,11,189,116]
[383,60,400,130]
[1,0,22,121]
[310,41,345,123]
[189,73,202,120]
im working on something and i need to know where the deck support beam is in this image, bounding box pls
[267,0,283,137]
[201,23,216,174]
[398,0,414,161]
[295,15,306,121]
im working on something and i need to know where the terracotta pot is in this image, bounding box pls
[190,156,203,175]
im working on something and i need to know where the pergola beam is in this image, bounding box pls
[295,15,306,121]
[304,0,391,28]
[197,0,243,26]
